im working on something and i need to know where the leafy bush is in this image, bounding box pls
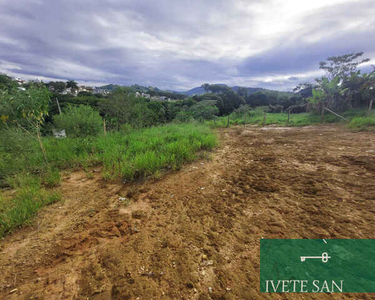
[53,105,103,137]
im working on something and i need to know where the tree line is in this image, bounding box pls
[0,51,374,141]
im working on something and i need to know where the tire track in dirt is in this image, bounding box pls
[0,125,374,299]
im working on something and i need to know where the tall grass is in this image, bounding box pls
[349,115,375,130]
[94,123,217,180]
[1,123,217,181]
[0,123,217,237]
[0,174,61,237]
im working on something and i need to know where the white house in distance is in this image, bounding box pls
[60,87,77,96]
[135,92,171,101]
[60,86,100,96]
[93,87,110,95]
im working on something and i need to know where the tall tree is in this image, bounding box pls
[319,52,369,80]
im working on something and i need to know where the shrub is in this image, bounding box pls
[53,105,103,137]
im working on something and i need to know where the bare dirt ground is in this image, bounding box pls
[0,125,375,300]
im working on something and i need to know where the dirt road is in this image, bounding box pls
[0,125,374,299]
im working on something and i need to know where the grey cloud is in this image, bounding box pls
[0,0,374,91]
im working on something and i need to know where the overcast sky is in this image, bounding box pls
[1,0,374,91]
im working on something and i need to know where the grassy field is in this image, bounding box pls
[207,108,375,129]
[0,123,217,237]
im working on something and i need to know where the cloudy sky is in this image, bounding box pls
[1,0,375,91]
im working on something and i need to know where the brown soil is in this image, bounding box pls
[1,125,375,300]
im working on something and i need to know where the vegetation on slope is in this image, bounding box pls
[0,123,217,237]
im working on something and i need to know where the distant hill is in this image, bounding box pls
[98,84,119,91]
[97,83,292,99]
[180,86,205,96]
[179,84,267,96]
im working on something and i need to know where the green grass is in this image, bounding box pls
[0,123,217,237]
[95,123,217,180]
[207,108,374,129]
[0,174,61,238]
[1,123,217,181]
[30,123,216,180]
[43,168,62,187]
[349,115,375,130]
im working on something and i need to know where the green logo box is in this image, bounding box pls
[260,239,375,293]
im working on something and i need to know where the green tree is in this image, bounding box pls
[147,101,167,124]
[359,70,375,115]
[309,76,348,113]
[319,52,370,80]
[100,89,154,129]
[0,86,51,162]
[189,100,219,121]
